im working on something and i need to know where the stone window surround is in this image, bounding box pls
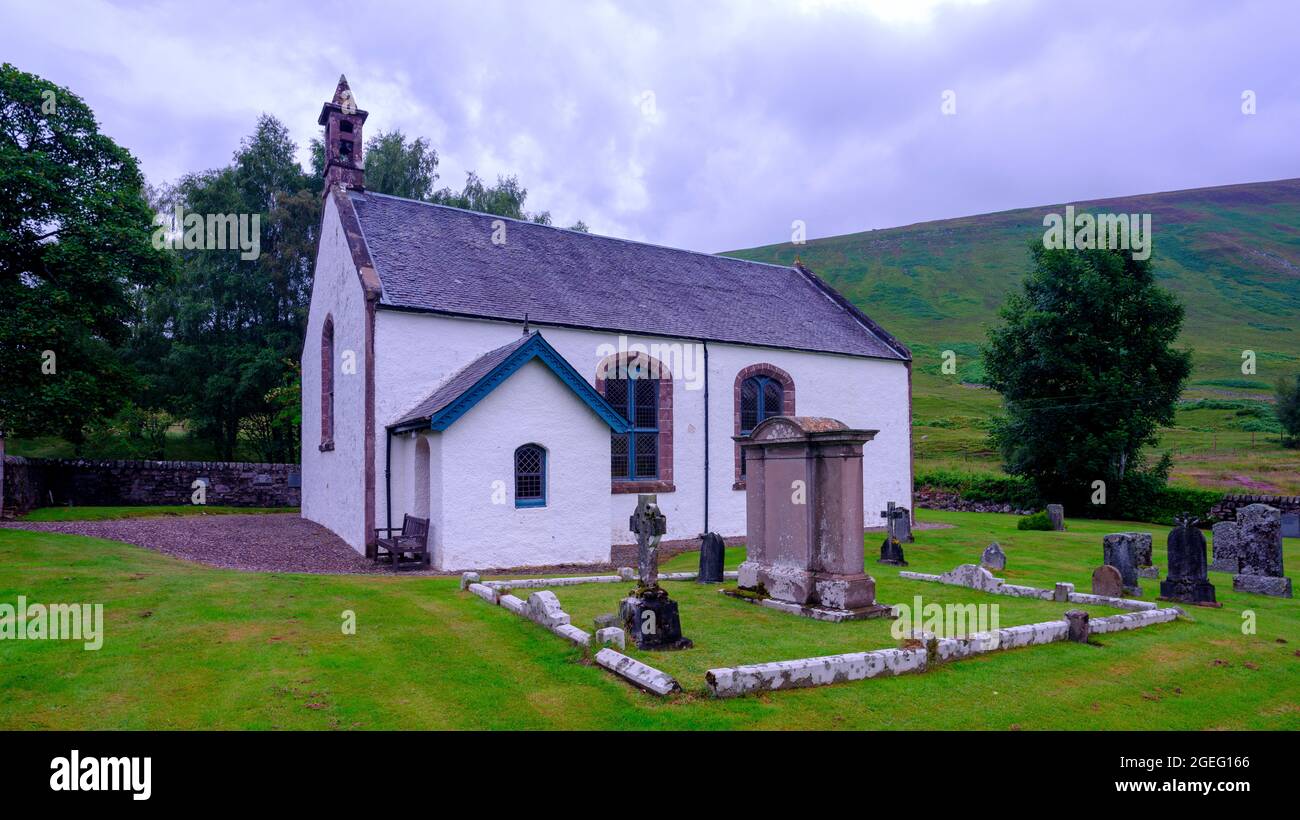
[594,352,674,494]
[733,363,795,490]
[320,314,335,452]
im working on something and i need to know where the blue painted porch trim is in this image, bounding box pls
[407,333,632,434]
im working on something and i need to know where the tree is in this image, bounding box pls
[1276,374,1300,446]
[360,131,439,201]
[0,63,172,448]
[983,244,1192,514]
[134,115,317,461]
[313,128,573,224]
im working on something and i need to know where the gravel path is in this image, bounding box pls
[0,513,420,575]
[2,514,955,576]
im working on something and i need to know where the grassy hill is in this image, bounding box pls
[727,177,1300,493]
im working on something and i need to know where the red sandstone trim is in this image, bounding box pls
[732,363,796,489]
[327,189,383,557]
[321,314,335,449]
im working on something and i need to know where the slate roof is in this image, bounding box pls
[390,332,631,433]
[347,191,909,361]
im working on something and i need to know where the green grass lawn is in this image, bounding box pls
[0,510,1295,729]
[17,505,298,522]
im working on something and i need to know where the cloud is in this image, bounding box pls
[5,0,1297,251]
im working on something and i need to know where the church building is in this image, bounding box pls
[301,77,914,571]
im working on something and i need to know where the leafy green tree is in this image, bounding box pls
[313,128,573,224]
[983,244,1191,515]
[1275,374,1300,446]
[0,64,172,448]
[360,130,439,201]
[134,115,317,461]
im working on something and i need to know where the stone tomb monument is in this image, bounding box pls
[1102,532,1144,596]
[1232,503,1292,598]
[1158,513,1218,607]
[619,495,692,649]
[733,416,892,620]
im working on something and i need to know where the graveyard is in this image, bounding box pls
[1,506,1295,730]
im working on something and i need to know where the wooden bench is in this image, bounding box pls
[374,515,431,570]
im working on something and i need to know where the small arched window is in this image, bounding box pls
[734,364,795,485]
[320,315,335,450]
[740,375,784,435]
[515,444,546,508]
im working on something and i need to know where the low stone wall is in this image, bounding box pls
[610,534,745,566]
[914,487,1036,516]
[1209,494,1300,522]
[1,455,300,517]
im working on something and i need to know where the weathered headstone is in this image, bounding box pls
[1046,503,1065,531]
[620,495,693,649]
[980,542,1006,571]
[1210,521,1241,573]
[1091,564,1123,598]
[1281,513,1299,539]
[1102,533,1143,596]
[525,591,570,628]
[1065,610,1090,643]
[879,500,913,544]
[878,534,908,567]
[1232,503,1292,598]
[1158,513,1218,606]
[734,416,893,618]
[697,531,726,584]
[1128,532,1157,579]
[939,563,1003,593]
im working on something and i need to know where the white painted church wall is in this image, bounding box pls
[431,358,611,570]
[300,196,369,553]
[373,311,912,564]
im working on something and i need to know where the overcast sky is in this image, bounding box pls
[6,0,1298,252]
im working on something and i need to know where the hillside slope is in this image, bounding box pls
[727,178,1300,493]
[728,177,1300,387]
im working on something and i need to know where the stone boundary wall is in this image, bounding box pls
[1209,494,1300,521]
[610,534,745,566]
[1,455,300,517]
[914,487,1037,516]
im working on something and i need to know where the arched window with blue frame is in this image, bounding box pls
[740,375,784,435]
[604,368,660,481]
[515,444,546,507]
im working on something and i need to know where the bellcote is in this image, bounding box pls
[318,74,369,193]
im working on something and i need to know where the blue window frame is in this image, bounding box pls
[515,444,546,507]
[605,375,658,480]
[740,375,783,476]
